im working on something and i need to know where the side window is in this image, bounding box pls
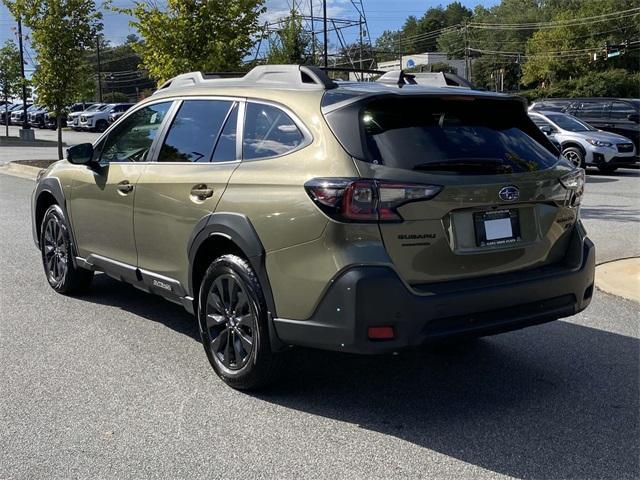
[242,102,305,160]
[101,102,171,163]
[159,100,233,163]
[610,101,635,120]
[576,102,606,119]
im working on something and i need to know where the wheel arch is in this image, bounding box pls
[560,141,586,157]
[32,177,67,249]
[188,212,285,351]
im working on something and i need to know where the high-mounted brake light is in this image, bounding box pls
[304,178,441,223]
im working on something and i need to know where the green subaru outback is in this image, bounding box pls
[31,65,595,389]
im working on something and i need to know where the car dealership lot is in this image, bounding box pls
[0,172,638,479]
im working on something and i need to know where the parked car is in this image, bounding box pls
[28,105,49,128]
[108,103,134,124]
[32,65,594,389]
[0,103,24,124]
[529,98,640,154]
[78,103,132,132]
[69,103,100,130]
[529,111,636,173]
[10,104,35,125]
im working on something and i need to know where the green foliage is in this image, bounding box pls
[266,10,312,64]
[0,40,22,101]
[103,91,129,102]
[117,0,265,84]
[520,69,640,100]
[522,0,640,86]
[3,0,101,155]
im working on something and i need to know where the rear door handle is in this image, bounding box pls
[191,184,214,200]
[117,180,134,194]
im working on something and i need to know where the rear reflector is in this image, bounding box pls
[368,326,395,340]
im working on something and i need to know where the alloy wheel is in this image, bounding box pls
[43,216,68,284]
[205,274,257,371]
[563,150,581,167]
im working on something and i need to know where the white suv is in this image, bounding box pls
[529,111,636,173]
[78,103,115,132]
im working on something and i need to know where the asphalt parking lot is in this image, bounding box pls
[0,170,638,479]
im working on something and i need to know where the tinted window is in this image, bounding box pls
[546,113,596,132]
[610,101,635,120]
[243,103,304,159]
[212,104,238,162]
[362,97,558,174]
[101,102,171,162]
[159,100,233,163]
[530,116,554,129]
[575,102,606,119]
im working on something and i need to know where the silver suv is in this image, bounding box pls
[529,111,636,173]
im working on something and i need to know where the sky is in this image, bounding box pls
[1,0,500,74]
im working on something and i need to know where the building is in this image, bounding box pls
[378,52,467,79]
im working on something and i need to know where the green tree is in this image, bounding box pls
[0,39,22,136]
[117,0,265,84]
[3,0,101,157]
[103,91,129,102]
[522,0,640,87]
[266,10,311,64]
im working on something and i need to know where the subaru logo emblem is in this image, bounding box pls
[499,186,519,202]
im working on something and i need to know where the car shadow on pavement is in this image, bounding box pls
[580,205,640,223]
[80,274,638,479]
[84,273,200,340]
[256,321,639,480]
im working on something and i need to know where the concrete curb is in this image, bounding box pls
[595,257,640,303]
[0,162,42,180]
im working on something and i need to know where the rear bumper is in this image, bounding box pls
[273,227,595,354]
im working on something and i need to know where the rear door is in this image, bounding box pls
[349,96,575,285]
[133,97,241,290]
[606,100,640,150]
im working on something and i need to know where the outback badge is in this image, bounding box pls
[499,185,520,202]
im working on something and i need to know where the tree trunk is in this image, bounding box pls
[57,113,63,160]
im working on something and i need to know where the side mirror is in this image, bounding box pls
[540,126,553,135]
[67,143,94,165]
[627,113,639,123]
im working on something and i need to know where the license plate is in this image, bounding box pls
[474,209,521,246]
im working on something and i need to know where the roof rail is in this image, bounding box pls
[154,65,337,94]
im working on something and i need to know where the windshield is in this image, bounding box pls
[361,97,558,174]
[85,104,102,112]
[547,113,596,132]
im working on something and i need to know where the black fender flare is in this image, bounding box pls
[32,177,67,246]
[187,213,285,351]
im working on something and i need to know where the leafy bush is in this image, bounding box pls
[102,91,130,103]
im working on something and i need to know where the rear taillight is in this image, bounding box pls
[304,178,441,223]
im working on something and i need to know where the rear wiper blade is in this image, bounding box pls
[413,160,513,173]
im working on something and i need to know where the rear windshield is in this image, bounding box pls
[361,97,558,174]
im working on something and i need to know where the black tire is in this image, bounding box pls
[562,146,585,168]
[40,204,93,294]
[96,120,108,133]
[198,254,284,390]
[598,165,618,174]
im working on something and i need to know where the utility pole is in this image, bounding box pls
[359,14,363,80]
[310,0,315,64]
[463,22,470,81]
[323,0,328,68]
[96,35,103,102]
[16,16,34,140]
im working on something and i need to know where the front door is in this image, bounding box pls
[133,98,241,290]
[69,101,174,267]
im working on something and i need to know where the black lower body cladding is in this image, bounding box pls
[273,225,595,354]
